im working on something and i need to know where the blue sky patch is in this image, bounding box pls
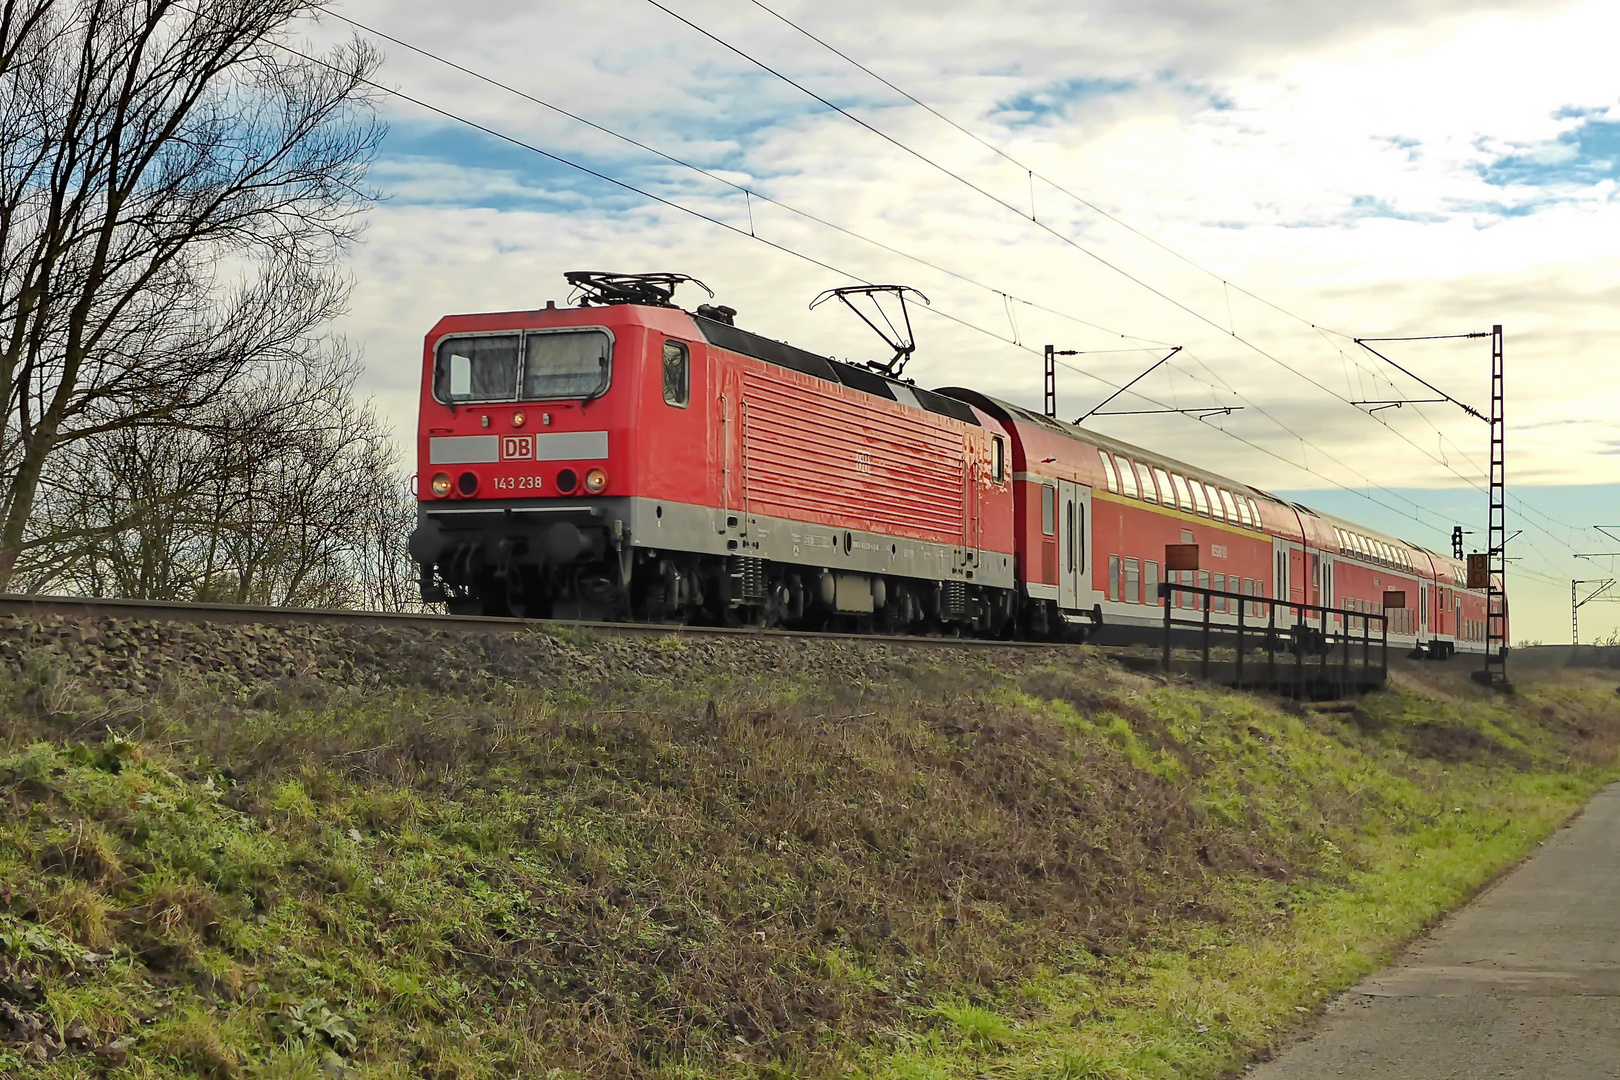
[1346,195,1446,224]
[374,120,759,215]
[992,77,1136,127]
[1480,114,1620,189]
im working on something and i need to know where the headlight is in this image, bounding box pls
[457,471,478,496]
[511,411,526,428]
[584,467,608,494]
[430,473,452,498]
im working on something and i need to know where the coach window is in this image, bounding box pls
[1170,473,1195,513]
[1095,453,1121,495]
[1067,501,1077,574]
[1041,484,1056,536]
[1136,462,1159,503]
[1076,503,1086,572]
[1118,456,1139,498]
[1124,557,1141,603]
[662,339,690,407]
[1145,560,1161,605]
[1212,573,1226,612]
[1190,482,1211,517]
[1108,555,1121,601]
[992,436,1006,483]
[1152,467,1173,506]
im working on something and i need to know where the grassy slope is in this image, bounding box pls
[0,628,1616,1080]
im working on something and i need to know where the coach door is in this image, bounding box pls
[1057,480,1091,611]
[1272,537,1297,619]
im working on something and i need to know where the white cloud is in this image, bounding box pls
[313,0,1620,643]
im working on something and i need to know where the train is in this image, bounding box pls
[407,271,1499,657]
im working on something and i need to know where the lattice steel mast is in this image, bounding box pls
[1484,326,1507,687]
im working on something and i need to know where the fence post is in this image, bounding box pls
[1201,590,1211,681]
[1267,599,1276,689]
[1362,616,1370,688]
[1236,598,1245,686]
[1293,603,1304,696]
[1341,613,1351,694]
[1162,582,1172,674]
[1381,615,1389,685]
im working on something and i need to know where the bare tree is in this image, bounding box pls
[0,0,382,589]
[20,348,419,609]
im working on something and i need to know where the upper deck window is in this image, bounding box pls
[435,329,612,404]
[1219,489,1239,522]
[1190,481,1211,517]
[1136,462,1158,504]
[1117,456,1139,498]
[1101,453,1121,493]
[1153,467,1174,509]
[1170,473,1195,513]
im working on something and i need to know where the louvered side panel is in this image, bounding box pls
[741,370,967,540]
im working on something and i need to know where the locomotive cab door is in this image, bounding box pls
[1056,480,1092,612]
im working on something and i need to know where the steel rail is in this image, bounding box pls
[0,594,1080,652]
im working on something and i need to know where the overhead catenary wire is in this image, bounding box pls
[320,8,1171,353]
[675,0,1596,559]
[330,3,1544,559]
[270,19,1568,577]
[739,0,1346,337]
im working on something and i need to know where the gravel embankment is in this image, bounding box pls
[0,615,1063,699]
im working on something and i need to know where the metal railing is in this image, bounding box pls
[1157,581,1389,698]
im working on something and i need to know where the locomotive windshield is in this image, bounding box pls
[434,330,611,402]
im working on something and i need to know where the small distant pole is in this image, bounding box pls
[1043,345,1057,418]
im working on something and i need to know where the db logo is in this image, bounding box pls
[501,435,534,460]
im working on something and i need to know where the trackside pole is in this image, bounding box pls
[1381,616,1389,686]
[1236,602,1245,685]
[1201,592,1211,681]
[1162,582,1172,674]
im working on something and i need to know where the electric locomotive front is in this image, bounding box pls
[409,272,1019,631]
[409,291,701,617]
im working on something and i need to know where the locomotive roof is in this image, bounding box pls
[691,315,982,428]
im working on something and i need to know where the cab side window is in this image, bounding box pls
[662,339,690,407]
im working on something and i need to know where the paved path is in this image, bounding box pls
[1246,783,1620,1079]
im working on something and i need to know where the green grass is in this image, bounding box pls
[0,633,1615,1079]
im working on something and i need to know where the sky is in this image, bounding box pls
[303,0,1620,644]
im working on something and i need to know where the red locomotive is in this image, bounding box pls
[409,272,1498,656]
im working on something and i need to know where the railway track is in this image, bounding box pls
[0,593,1083,651]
